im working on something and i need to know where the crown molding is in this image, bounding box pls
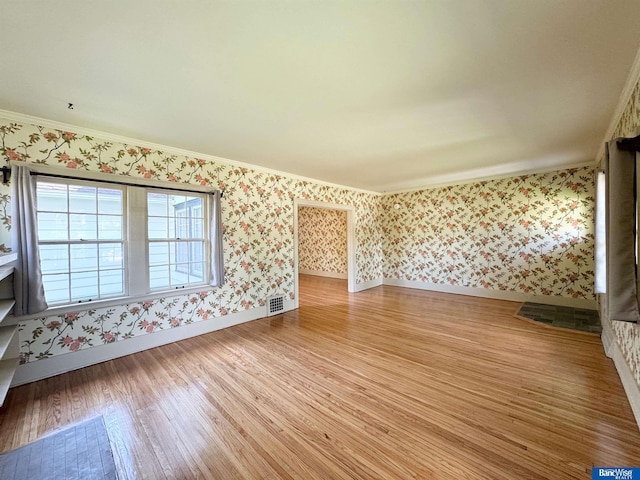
[381,160,596,195]
[0,108,600,197]
[0,109,380,197]
[596,43,640,164]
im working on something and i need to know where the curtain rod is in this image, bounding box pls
[617,135,640,152]
[0,165,222,197]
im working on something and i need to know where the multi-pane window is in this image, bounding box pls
[37,182,125,304]
[147,193,206,289]
[36,178,209,306]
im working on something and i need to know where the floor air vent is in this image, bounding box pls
[267,295,285,316]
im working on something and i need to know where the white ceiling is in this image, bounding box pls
[1,1,640,192]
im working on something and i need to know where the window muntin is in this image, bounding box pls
[35,179,209,307]
[147,193,206,290]
[36,181,125,304]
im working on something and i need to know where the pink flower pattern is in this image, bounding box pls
[0,118,601,371]
[382,168,595,299]
[298,207,347,275]
[0,119,383,362]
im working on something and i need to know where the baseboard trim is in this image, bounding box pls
[11,300,296,386]
[382,278,598,309]
[299,269,348,280]
[354,278,383,292]
[601,318,640,431]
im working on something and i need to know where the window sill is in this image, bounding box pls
[6,285,214,324]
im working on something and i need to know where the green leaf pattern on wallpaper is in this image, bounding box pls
[298,207,347,275]
[0,120,383,363]
[381,169,596,300]
[0,118,598,365]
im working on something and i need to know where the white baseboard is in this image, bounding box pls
[382,278,598,309]
[299,269,348,279]
[354,278,383,292]
[11,299,296,386]
[600,318,640,431]
[601,317,615,357]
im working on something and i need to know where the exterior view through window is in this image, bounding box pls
[36,179,208,306]
[147,192,206,290]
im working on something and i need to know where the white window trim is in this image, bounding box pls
[11,160,214,194]
[13,162,216,321]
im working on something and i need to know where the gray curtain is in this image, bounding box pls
[209,190,224,287]
[11,164,48,315]
[605,139,640,322]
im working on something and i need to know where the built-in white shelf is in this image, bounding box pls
[0,252,17,268]
[0,357,20,406]
[0,325,17,358]
[0,266,14,283]
[0,254,18,406]
[0,299,15,324]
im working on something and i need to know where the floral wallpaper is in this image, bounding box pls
[382,167,596,300]
[298,207,347,276]
[0,115,601,366]
[0,119,383,362]
[602,76,640,386]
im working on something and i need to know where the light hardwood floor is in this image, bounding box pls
[1,275,639,479]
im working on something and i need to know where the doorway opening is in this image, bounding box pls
[293,199,356,309]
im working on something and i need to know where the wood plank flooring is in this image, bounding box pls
[1,275,638,479]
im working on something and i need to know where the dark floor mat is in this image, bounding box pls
[517,302,601,334]
[0,416,117,480]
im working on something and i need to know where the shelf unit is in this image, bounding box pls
[0,252,17,406]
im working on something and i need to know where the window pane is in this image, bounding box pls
[69,186,96,213]
[99,243,123,269]
[37,180,127,305]
[37,182,68,212]
[170,195,187,217]
[98,188,122,215]
[39,244,69,274]
[147,193,168,216]
[190,203,203,219]
[71,272,98,300]
[191,219,204,239]
[42,273,70,304]
[38,212,68,241]
[69,214,97,240]
[176,212,188,238]
[148,217,168,239]
[149,242,169,266]
[99,269,124,296]
[173,241,187,264]
[190,241,204,263]
[189,263,205,283]
[98,215,123,240]
[150,265,170,290]
[70,244,98,272]
[171,265,189,286]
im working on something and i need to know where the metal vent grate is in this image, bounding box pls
[267,295,285,316]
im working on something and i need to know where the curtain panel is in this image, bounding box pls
[209,190,224,287]
[605,139,640,322]
[11,164,48,315]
